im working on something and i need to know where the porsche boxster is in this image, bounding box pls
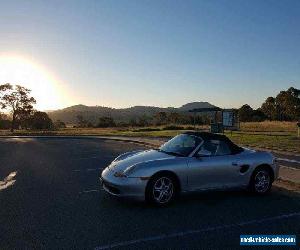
[100,132,279,206]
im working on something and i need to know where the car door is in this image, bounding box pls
[187,139,245,190]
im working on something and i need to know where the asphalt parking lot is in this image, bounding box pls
[0,138,299,249]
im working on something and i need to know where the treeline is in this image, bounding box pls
[0,111,55,130]
[55,86,300,128]
[1,84,299,131]
[0,83,65,131]
[238,87,300,122]
[0,111,66,130]
[74,112,211,128]
[79,86,300,127]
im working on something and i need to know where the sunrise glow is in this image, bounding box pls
[0,54,67,110]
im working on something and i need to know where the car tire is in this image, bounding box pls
[249,167,272,194]
[146,174,177,206]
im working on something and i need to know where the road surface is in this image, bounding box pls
[0,138,299,249]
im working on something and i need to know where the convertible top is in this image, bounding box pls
[183,131,244,154]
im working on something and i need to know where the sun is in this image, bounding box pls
[0,54,67,111]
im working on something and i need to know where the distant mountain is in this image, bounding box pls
[47,102,219,124]
[179,102,217,111]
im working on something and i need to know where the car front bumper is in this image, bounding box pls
[100,167,147,201]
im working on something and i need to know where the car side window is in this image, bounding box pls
[197,141,217,156]
[197,140,232,157]
[215,141,232,156]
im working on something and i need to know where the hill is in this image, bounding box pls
[47,102,219,124]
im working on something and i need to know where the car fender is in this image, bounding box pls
[128,157,189,190]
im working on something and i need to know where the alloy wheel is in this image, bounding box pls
[152,176,174,204]
[254,170,270,193]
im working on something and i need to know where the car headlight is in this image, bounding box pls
[113,165,137,178]
[113,171,126,178]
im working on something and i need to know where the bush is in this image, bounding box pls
[116,122,130,127]
[97,117,116,128]
[162,125,185,130]
[29,111,54,130]
[53,120,66,129]
[0,119,11,129]
[185,126,196,130]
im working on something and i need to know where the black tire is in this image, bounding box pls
[249,167,272,194]
[146,173,177,206]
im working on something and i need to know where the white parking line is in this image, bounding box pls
[79,189,100,194]
[94,212,300,250]
[276,157,300,164]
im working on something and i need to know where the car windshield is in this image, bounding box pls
[159,134,202,157]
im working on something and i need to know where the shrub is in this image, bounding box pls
[185,126,196,130]
[54,120,66,129]
[0,119,11,129]
[29,111,54,130]
[97,117,116,128]
[162,125,185,130]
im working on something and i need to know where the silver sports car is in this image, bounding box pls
[100,132,279,206]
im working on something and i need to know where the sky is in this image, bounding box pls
[0,0,299,110]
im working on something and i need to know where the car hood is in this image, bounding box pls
[108,149,175,173]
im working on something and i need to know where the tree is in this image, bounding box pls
[129,118,138,127]
[0,84,36,131]
[275,87,300,121]
[168,112,180,124]
[97,116,116,128]
[0,113,11,129]
[76,114,88,127]
[260,87,300,121]
[53,119,66,129]
[238,104,254,122]
[261,97,277,120]
[251,108,267,122]
[155,112,167,125]
[29,111,53,130]
[137,115,151,127]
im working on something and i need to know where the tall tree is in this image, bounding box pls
[0,84,36,131]
[97,116,116,128]
[275,87,300,121]
[251,108,267,122]
[168,112,180,124]
[155,112,167,125]
[29,111,53,130]
[238,104,254,122]
[76,114,88,127]
[261,97,277,120]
